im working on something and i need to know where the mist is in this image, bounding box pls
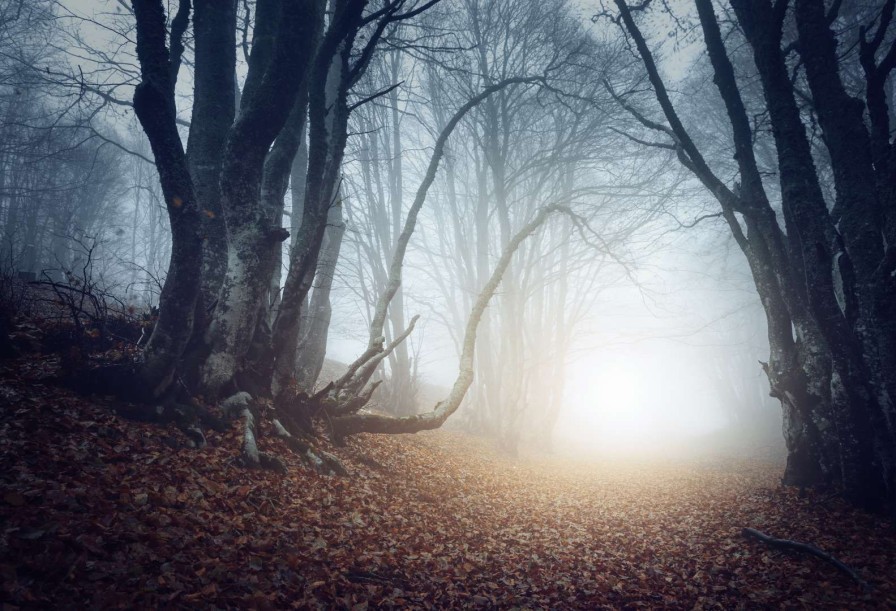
[2,0,787,464]
[2,0,894,606]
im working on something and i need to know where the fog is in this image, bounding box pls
[6,0,785,460]
[4,1,894,606]
[324,164,781,458]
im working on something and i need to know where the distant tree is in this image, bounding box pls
[0,0,126,282]
[404,0,648,453]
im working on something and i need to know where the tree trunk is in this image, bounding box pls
[295,200,345,389]
[730,0,885,505]
[331,205,570,439]
[270,28,356,403]
[187,0,237,340]
[131,0,203,398]
[201,0,322,397]
[794,0,896,481]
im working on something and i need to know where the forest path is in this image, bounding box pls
[1,367,894,609]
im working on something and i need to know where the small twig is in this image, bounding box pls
[344,569,393,586]
[741,527,870,591]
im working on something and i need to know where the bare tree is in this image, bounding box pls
[608,0,896,506]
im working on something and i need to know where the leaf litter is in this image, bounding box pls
[1,359,895,609]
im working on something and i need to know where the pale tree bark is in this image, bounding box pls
[382,49,415,415]
[331,204,571,439]
[346,76,541,399]
[201,0,324,397]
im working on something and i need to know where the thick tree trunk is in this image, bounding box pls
[795,0,896,485]
[241,77,316,394]
[694,0,832,486]
[131,0,202,398]
[201,0,322,397]
[731,0,885,505]
[187,0,237,338]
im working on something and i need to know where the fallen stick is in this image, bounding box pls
[741,527,870,590]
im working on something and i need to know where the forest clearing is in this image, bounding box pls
[2,354,894,609]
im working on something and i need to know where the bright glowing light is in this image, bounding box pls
[554,344,728,457]
[568,357,655,453]
[589,364,640,410]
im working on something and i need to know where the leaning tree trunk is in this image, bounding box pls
[270,0,437,402]
[330,205,572,440]
[692,0,835,486]
[339,77,542,404]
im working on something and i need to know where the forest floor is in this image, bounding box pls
[2,355,896,609]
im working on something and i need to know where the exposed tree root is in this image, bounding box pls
[108,385,223,449]
[181,424,207,448]
[220,391,346,476]
[272,418,348,476]
[221,392,254,419]
[741,527,870,590]
[240,406,286,473]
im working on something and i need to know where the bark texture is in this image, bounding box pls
[187,0,237,334]
[201,0,323,397]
